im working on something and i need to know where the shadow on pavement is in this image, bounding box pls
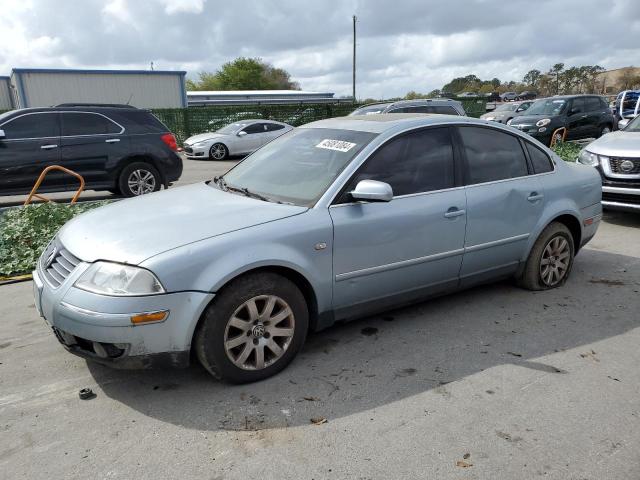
[87,247,640,432]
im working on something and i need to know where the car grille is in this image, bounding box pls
[609,157,640,175]
[602,192,640,206]
[40,241,81,288]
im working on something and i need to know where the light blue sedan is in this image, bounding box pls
[33,114,603,383]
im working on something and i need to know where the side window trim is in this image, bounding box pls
[0,112,61,140]
[331,125,460,205]
[60,111,125,137]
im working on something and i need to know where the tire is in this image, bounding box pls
[194,272,309,383]
[598,125,612,137]
[209,143,228,160]
[118,162,162,197]
[517,222,575,291]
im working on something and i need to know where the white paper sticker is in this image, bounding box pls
[316,139,357,153]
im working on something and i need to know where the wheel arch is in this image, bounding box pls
[116,154,165,186]
[190,265,321,352]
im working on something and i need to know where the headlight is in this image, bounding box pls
[192,141,209,148]
[577,149,599,167]
[536,118,551,127]
[75,262,165,296]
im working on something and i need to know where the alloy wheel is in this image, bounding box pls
[210,143,227,160]
[539,236,571,286]
[127,169,156,195]
[224,295,295,371]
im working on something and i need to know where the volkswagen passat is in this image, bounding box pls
[183,119,293,160]
[33,114,602,383]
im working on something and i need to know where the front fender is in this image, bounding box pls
[142,209,334,318]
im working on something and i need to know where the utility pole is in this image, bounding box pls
[352,15,357,102]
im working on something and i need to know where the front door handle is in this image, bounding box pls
[444,207,466,218]
[40,144,58,150]
[105,138,120,143]
[527,192,544,202]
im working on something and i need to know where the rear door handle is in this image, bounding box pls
[105,138,120,143]
[527,192,544,202]
[444,207,466,218]
[40,144,58,150]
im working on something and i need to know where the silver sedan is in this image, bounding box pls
[183,119,293,160]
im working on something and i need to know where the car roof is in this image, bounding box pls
[4,106,146,115]
[539,94,603,100]
[302,113,484,134]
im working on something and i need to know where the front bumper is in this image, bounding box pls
[601,185,640,212]
[183,144,209,159]
[33,266,214,369]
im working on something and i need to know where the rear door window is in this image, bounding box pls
[458,126,528,184]
[1,112,60,139]
[429,106,459,115]
[585,97,602,112]
[266,123,285,132]
[61,112,121,136]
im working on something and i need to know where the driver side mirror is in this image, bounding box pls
[0,129,5,139]
[237,131,247,137]
[569,108,579,115]
[349,180,393,202]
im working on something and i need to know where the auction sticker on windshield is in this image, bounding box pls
[316,139,357,152]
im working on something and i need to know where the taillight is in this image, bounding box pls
[161,133,178,151]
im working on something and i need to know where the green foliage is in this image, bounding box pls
[0,202,109,277]
[188,57,300,91]
[552,141,582,163]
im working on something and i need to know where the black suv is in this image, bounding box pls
[508,95,614,146]
[0,105,182,197]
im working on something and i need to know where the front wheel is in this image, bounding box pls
[194,272,308,383]
[118,162,162,197]
[517,222,575,291]
[209,143,228,160]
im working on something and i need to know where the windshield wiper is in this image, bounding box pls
[214,176,291,204]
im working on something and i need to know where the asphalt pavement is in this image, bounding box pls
[1,210,639,479]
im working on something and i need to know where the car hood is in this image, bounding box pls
[58,183,307,265]
[482,111,508,119]
[585,130,640,157]
[184,132,228,144]
[509,114,557,125]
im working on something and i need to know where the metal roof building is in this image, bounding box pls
[0,76,14,109]
[187,90,349,106]
[9,68,187,109]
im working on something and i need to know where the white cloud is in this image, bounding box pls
[0,0,639,99]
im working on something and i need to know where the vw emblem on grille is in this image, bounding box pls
[620,160,635,173]
[44,246,57,269]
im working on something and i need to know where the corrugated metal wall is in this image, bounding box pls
[13,71,185,108]
[0,77,14,110]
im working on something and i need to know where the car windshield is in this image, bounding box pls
[349,104,389,116]
[219,128,378,206]
[526,99,567,116]
[217,122,250,134]
[495,103,518,112]
[624,115,640,132]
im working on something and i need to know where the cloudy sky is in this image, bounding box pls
[1,0,639,99]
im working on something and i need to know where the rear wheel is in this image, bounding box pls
[209,143,228,160]
[598,125,612,137]
[118,162,162,197]
[195,272,308,383]
[517,222,575,290]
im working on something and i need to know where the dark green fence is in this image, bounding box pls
[152,103,359,144]
[153,97,486,144]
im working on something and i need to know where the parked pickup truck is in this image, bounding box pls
[578,114,640,212]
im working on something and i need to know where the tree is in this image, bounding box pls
[523,69,542,89]
[187,57,300,91]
